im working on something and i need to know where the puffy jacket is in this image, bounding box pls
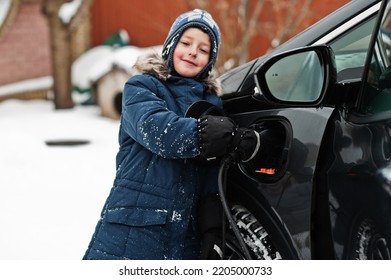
[83,54,222,260]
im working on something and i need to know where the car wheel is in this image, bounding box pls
[227,204,282,260]
[349,216,391,260]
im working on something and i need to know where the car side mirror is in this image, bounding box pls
[254,45,337,107]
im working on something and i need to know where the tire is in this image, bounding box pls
[226,204,282,260]
[348,216,391,260]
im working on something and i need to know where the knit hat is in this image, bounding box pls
[162,9,221,80]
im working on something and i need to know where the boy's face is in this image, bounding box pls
[173,27,211,78]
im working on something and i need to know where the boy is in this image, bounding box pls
[83,9,259,260]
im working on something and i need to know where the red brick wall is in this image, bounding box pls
[0,1,51,85]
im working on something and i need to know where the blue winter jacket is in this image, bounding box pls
[83,72,222,260]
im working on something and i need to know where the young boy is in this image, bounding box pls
[83,9,260,260]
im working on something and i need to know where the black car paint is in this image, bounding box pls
[219,0,391,259]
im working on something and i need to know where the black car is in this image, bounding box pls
[218,0,391,260]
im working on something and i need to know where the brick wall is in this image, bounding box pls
[0,1,51,85]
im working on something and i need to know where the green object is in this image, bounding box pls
[102,29,130,47]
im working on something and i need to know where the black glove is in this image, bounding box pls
[185,101,225,119]
[198,115,260,161]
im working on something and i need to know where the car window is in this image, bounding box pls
[361,1,391,114]
[329,17,377,82]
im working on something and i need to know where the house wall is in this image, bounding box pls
[90,0,187,48]
[90,0,350,60]
[0,0,51,85]
[0,0,352,89]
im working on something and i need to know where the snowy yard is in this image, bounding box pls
[0,98,387,280]
[0,99,119,260]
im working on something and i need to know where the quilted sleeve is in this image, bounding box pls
[120,75,200,159]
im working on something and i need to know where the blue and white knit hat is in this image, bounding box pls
[162,9,221,80]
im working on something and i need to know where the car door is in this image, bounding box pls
[221,1,386,259]
[323,0,391,260]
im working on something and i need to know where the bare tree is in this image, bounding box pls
[265,0,315,50]
[188,0,316,74]
[42,0,93,109]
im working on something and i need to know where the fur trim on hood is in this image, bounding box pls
[132,53,222,96]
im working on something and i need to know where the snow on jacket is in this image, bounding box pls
[83,54,223,260]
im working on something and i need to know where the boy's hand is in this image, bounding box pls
[198,115,260,161]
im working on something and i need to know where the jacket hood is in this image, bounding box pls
[132,53,222,95]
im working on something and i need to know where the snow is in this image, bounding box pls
[112,45,163,70]
[71,45,163,92]
[71,46,115,90]
[0,99,120,260]
[0,76,53,96]
[59,0,81,24]
[0,0,11,26]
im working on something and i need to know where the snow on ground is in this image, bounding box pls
[0,99,119,260]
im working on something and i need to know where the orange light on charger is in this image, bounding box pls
[255,168,276,175]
